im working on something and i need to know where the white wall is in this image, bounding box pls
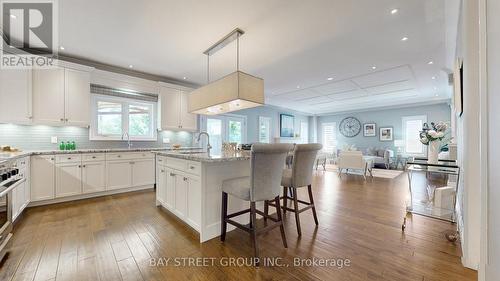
[455,0,482,270]
[486,0,500,278]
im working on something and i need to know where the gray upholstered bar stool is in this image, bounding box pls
[221,143,293,264]
[267,143,322,236]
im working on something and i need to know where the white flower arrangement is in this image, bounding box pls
[419,121,448,145]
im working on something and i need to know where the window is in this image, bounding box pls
[91,95,156,141]
[402,115,427,155]
[300,121,309,144]
[202,114,247,154]
[321,122,337,153]
[258,116,271,143]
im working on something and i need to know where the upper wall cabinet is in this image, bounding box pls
[0,68,33,124]
[159,86,198,131]
[33,66,92,126]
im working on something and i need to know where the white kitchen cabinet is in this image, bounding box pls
[33,68,65,125]
[11,177,26,221]
[159,87,180,130]
[165,168,176,210]
[82,160,106,193]
[33,66,91,126]
[158,86,198,131]
[186,176,201,229]
[156,166,167,205]
[55,162,82,198]
[65,68,90,126]
[174,174,188,219]
[31,155,56,202]
[132,159,155,186]
[0,68,32,124]
[179,90,198,131]
[106,160,133,190]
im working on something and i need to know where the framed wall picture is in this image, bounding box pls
[363,123,376,137]
[379,127,393,141]
[280,114,295,137]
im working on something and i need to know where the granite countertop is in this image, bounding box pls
[0,147,203,165]
[154,150,251,163]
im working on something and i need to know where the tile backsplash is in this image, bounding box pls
[0,124,195,150]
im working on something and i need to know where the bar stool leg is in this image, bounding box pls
[275,196,287,248]
[283,186,288,214]
[250,202,259,265]
[292,188,302,236]
[308,184,319,225]
[221,192,228,241]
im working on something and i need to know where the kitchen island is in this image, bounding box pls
[154,150,252,242]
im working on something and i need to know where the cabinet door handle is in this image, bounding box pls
[67,157,72,160]
[92,156,96,159]
[83,165,86,168]
[183,177,188,181]
[158,159,162,162]
[60,118,64,122]
[189,166,195,170]
[170,173,175,177]
[78,165,81,168]
[160,169,165,173]
[117,155,121,158]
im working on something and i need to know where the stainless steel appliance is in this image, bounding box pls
[0,160,24,261]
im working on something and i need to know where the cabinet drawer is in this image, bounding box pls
[106,152,154,161]
[157,155,167,165]
[186,161,201,176]
[165,157,188,171]
[82,153,105,162]
[56,154,82,163]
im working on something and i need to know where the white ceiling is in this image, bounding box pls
[57,0,451,114]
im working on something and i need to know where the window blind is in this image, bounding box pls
[90,84,158,102]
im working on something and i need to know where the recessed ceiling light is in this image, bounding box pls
[59,46,65,50]
[428,61,434,65]
[128,65,133,68]
[327,77,334,81]
[401,37,408,41]
[296,85,301,89]
[371,66,377,70]
[390,9,398,14]
[431,76,436,80]
[435,93,439,97]
[183,77,187,80]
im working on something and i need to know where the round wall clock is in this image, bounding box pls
[339,117,361,137]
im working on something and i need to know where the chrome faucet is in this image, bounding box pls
[122,132,132,149]
[197,132,212,156]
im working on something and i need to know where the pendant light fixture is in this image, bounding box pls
[188,28,265,115]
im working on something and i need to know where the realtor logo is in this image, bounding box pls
[1,0,58,68]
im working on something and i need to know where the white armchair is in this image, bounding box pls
[337,151,372,180]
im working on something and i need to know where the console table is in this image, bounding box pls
[402,158,460,242]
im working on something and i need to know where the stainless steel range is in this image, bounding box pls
[0,160,24,261]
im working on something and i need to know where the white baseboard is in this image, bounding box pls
[28,185,154,207]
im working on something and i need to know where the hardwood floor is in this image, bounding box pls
[0,170,477,281]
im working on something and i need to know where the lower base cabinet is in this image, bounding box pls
[82,161,106,193]
[106,160,132,190]
[157,158,201,231]
[56,162,82,198]
[31,155,56,202]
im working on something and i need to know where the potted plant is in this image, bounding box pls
[419,121,448,164]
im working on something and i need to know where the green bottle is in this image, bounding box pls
[65,141,71,150]
[71,141,76,150]
[59,141,65,150]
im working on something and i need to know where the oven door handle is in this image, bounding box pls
[0,178,26,198]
